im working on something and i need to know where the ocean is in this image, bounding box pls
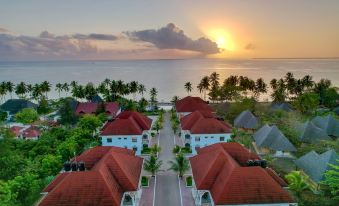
[0,59,338,102]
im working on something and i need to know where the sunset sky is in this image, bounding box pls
[1,0,339,60]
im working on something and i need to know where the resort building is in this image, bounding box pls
[299,115,339,143]
[271,102,294,112]
[234,110,259,131]
[39,146,143,206]
[175,96,213,118]
[189,142,295,206]
[180,110,232,154]
[75,102,120,117]
[253,124,296,157]
[295,149,337,190]
[10,125,41,140]
[100,111,153,155]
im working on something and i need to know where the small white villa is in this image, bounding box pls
[100,111,153,155]
[180,110,232,154]
[175,96,213,118]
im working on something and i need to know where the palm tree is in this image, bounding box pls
[171,95,179,104]
[150,144,161,156]
[150,87,158,110]
[197,83,203,97]
[62,83,69,96]
[254,78,267,98]
[103,78,111,87]
[70,81,78,88]
[144,154,162,177]
[301,75,314,90]
[270,78,278,90]
[0,82,6,103]
[209,72,220,88]
[285,171,309,199]
[129,81,139,100]
[40,81,51,99]
[184,82,192,95]
[84,82,97,101]
[6,81,14,99]
[116,80,125,96]
[138,84,146,98]
[15,82,27,99]
[55,83,63,98]
[200,76,210,100]
[168,153,189,179]
[31,83,43,101]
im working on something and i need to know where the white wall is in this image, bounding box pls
[101,134,143,155]
[181,131,231,154]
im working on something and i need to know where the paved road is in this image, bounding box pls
[155,112,182,206]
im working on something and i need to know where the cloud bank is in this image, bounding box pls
[126,23,219,54]
[0,23,219,61]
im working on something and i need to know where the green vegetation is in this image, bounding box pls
[186,176,193,187]
[15,108,39,124]
[322,161,339,201]
[141,176,149,187]
[168,153,190,179]
[144,154,162,177]
[170,108,180,134]
[285,171,310,200]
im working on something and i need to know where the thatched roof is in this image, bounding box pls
[271,102,293,112]
[295,150,337,183]
[0,99,37,114]
[253,124,296,152]
[234,110,259,129]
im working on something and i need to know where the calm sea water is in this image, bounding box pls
[0,59,338,102]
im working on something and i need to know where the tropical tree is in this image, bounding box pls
[0,82,6,103]
[197,82,204,97]
[15,82,27,99]
[55,83,63,98]
[15,108,39,124]
[6,81,14,99]
[40,81,51,99]
[150,144,161,155]
[62,83,69,96]
[285,171,309,199]
[137,97,148,112]
[31,84,42,101]
[314,79,332,105]
[168,153,189,178]
[149,87,158,110]
[84,82,97,101]
[129,81,139,100]
[171,95,179,104]
[184,82,193,95]
[200,76,210,100]
[254,78,267,98]
[293,92,319,114]
[323,161,339,200]
[144,154,162,177]
[138,84,146,98]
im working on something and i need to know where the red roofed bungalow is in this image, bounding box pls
[75,102,120,117]
[175,96,213,118]
[39,146,143,206]
[180,110,232,154]
[22,126,41,140]
[10,126,25,138]
[100,111,153,155]
[189,142,294,206]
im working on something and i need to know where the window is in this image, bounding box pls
[220,136,225,141]
[132,137,137,142]
[124,146,128,149]
[124,137,127,140]
[195,137,200,141]
[211,136,214,138]
[205,136,208,139]
[107,138,112,143]
[133,147,138,152]
[118,138,121,140]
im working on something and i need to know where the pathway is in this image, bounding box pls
[154,112,182,206]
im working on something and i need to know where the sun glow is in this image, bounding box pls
[207,29,235,51]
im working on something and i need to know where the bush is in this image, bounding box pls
[141,147,151,154]
[141,176,149,187]
[186,176,193,187]
[15,108,38,124]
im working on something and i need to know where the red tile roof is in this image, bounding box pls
[175,96,213,113]
[75,102,120,116]
[10,126,24,137]
[23,126,41,138]
[105,102,120,116]
[190,143,293,205]
[75,102,98,115]
[101,111,152,135]
[40,146,143,206]
[180,110,231,134]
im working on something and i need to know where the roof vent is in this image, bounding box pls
[71,162,78,171]
[78,161,85,171]
[63,161,71,172]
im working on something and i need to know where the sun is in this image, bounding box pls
[207,29,235,51]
